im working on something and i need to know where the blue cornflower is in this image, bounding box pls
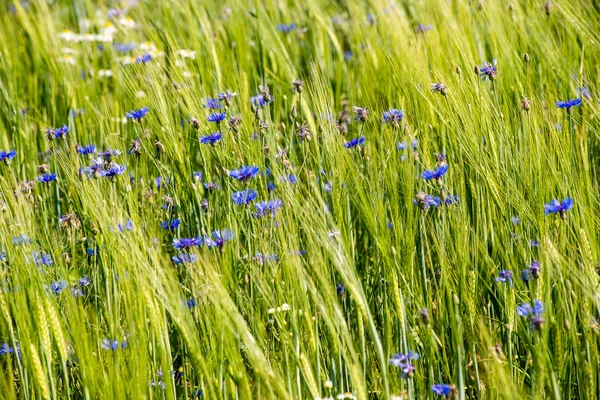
[276,23,296,33]
[255,199,284,217]
[352,106,369,122]
[344,136,366,148]
[416,23,433,33]
[0,343,15,356]
[517,300,544,330]
[414,192,442,210]
[530,240,540,247]
[495,270,513,286]
[521,261,540,282]
[0,252,6,262]
[432,384,456,396]
[250,95,273,108]
[254,253,278,264]
[135,54,152,63]
[76,145,96,155]
[324,181,332,192]
[32,251,53,266]
[203,182,221,191]
[556,98,582,112]
[49,280,68,294]
[12,234,32,246]
[544,198,573,216]
[0,149,16,163]
[78,276,90,287]
[99,148,121,160]
[207,112,226,124]
[199,132,222,145]
[336,283,345,296]
[187,298,197,308]
[193,171,203,181]
[99,164,126,178]
[578,87,591,100]
[444,195,459,205]
[173,237,202,250]
[118,220,134,232]
[37,173,57,183]
[422,165,448,181]
[479,60,497,81]
[83,158,104,177]
[160,219,181,231]
[218,90,237,106]
[382,109,404,127]
[203,98,221,109]
[46,125,69,140]
[511,216,520,225]
[232,189,258,205]
[267,183,277,192]
[230,165,260,181]
[171,254,198,264]
[125,106,149,121]
[204,229,234,249]
[389,351,419,367]
[86,248,98,257]
[114,42,136,52]
[101,339,127,350]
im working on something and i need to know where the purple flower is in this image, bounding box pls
[46,125,69,140]
[495,270,513,286]
[49,280,68,294]
[479,60,497,81]
[173,237,202,250]
[135,54,152,63]
[250,95,273,107]
[230,166,260,181]
[544,198,573,216]
[344,136,366,148]
[382,109,404,127]
[422,165,448,181]
[32,251,53,266]
[255,199,284,217]
[218,90,237,106]
[125,106,149,121]
[199,132,222,145]
[171,254,198,264]
[521,261,540,282]
[204,229,234,249]
[76,145,96,155]
[203,98,221,110]
[276,23,296,33]
[352,106,369,122]
[99,164,126,178]
[232,189,258,205]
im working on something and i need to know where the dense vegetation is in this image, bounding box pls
[0,0,599,398]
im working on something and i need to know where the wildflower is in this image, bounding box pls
[49,280,68,294]
[430,82,447,96]
[578,87,591,100]
[0,343,15,356]
[422,165,448,181]
[352,106,369,122]
[389,352,420,378]
[135,54,152,63]
[291,79,303,93]
[118,220,134,232]
[207,112,226,124]
[125,106,149,121]
[171,254,198,264]
[86,248,98,257]
[199,132,222,145]
[0,149,16,164]
[203,182,221,191]
[432,384,457,396]
[83,158,104,178]
[521,97,531,112]
[232,189,258,205]
[444,195,460,205]
[101,339,127,350]
[254,253,278,264]
[556,98,582,113]
[517,300,544,330]
[521,261,541,282]
[173,237,202,250]
[495,270,513,286]
[344,136,366,148]
[296,124,311,141]
[203,98,221,110]
[229,166,260,181]
[32,251,53,266]
[414,192,442,210]
[100,164,126,179]
[160,219,181,231]
[382,109,404,128]
[511,216,520,225]
[99,148,121,161]
[218,90,237,107]
[228,116,241,132]
[45,125,69,141]
[12,234,32,246]
[276,23,296,33]
[544,197,573,217]
[255,199,284,217]
[187,298,197,308]
[37,173,57,183]
[193,171,202,182]
[416,23,433,33]
[76,144,96,155]
[250,95,272,108]
[479,60,497,81]
[204,230,234,249]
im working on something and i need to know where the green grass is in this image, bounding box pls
[0,0,599,398]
